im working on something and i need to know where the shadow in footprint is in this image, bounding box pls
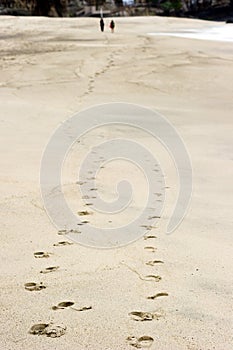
[53,241,73,247]
[146,260,164,266]
[77,220,89,226]
[58,229,81,235]
[40,266,59,274]
[144,275,161,282]
[52,301,74,310]
[144,235,157,240]
[34,252,50,258]
[148,216,160,220]
[147,292,168,300]
[78,211,93,216]
[24,282,46,291]
[29,323,48,335]
[144,247,156,252]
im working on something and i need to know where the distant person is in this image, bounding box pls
[100,18,105,32]
[109,20,115,33]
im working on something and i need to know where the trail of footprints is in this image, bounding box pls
[126,232,168,348]
[27,236,92,339]
[27,229,168,346]
[27,183,167,347]
[82,51,117,99]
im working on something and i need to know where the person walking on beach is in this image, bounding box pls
[109,20,115,33]
[100,18,105,32]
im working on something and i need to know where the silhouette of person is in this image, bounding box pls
[100,18,104,32]
[109,20,115,33]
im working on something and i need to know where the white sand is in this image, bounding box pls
[149,24,233,42]
[0,15,233,349]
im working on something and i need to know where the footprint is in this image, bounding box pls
[77,210,92,216]
[57,229,67,235]
[145,260,164,266]
[52,301,92,312]
[57,229,81,235]
[141,225,156,231]
[29,323,66,338]
[127,336,154,348]
[144,235,157,240]
[34,252,50,258]
[127,336,139,348]
[76,181,86,185]
[24,282,46,291]
[40,266,59,274]
[82,195,90,199]
[129,310,164,321]
[144,246,156,252]
[29,323,49,335]
[148,215,160,220]
[53,241,73,247]
[129,311,153,321]
[74,306,92,311]
[137,336,154,348]
[44,324,66,338]
[144,275,161,282]
[77,220,89,225]
[52,301,74,310]
[147,292,168,300]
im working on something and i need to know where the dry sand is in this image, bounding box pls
[0,15,233,349]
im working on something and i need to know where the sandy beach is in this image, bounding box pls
[0,15,233,349]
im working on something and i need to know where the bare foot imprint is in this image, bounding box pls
[77,220,89,226]
[148,215,160,220]
[24,282,46,291]
[82,195,90,199]
[78,210,93,216]
[146,260,164,266]
[144,235,157,240]
[147,292,168,299]
[144,246,156,252]
[76,181,86,185]
[141,225,156,231]
[29,323,66,338]
[40,266,59,274]
[52,301,74,310]
[144,275,161,282]
[127,335,154,348]
[129,310,164,321]
[52,301,92,312]
[34,252,50,258]
[58,229,81,235]
[53,241,73,247]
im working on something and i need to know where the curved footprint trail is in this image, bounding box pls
[126,228,168,348]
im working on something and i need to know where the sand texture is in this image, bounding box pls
[0,15,233,349]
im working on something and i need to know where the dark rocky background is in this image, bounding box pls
[0,0,232,21]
